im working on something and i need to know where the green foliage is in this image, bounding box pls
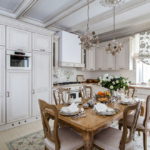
[100,76,130,91]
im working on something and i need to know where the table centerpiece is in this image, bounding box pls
[98,74,130,97]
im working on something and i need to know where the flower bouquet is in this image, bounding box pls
[98,74,130,95]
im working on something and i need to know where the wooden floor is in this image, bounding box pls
[0,120,43,150]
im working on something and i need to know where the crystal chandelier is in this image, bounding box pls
[105,6,123,55]
[99,0,123,7]
[79,0,100,50]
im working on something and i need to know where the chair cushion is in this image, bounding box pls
[94,127,134,150]
[44,127,83,150]
[119,115,150,130]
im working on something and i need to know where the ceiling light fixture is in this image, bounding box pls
[79,0,100,50]
[105,6,123,55]
[99,0,123,7]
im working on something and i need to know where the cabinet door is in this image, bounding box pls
[7,27,31,52]
[95,47,104,70]
[32,51,51,116]
[102,50,116,70]
[116,38,133,70]
[0,46,5,125]
[86,48,95,71]
[7,71,31,122]
[32,33,51,52]
[0,25,5,46]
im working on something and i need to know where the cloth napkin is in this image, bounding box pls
[94,103,114,113]
[61,103,79,113]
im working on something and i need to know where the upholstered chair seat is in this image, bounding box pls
[94,127,134,150]
[94,102,142,150]
[44,127,83,150]
[119,115,150,130]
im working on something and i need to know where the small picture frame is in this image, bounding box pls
[76,75,85,82]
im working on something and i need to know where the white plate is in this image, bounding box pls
[95,108,119,116]
[59,110,80,116]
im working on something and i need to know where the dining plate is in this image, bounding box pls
[59,110,80,116]
[95,108,119,116]
[120,100,136,105]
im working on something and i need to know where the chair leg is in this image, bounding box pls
[143,132,147,150]
[119,124,122,130]
[138,131,141,136]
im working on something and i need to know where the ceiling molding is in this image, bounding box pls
[15,0,39,19]
[44,0,96,28]
[95,13,150,41]
[70,0,150,32]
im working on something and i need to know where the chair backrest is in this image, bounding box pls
[80,85,92,99]
[144,95,150,128]
[125,87,135,98]
[38,99,60,150]
[120,102,142,150]
[53,88,71,105]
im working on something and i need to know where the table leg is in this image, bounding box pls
[82,132,94,150]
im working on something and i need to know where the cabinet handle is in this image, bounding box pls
[108,68,112,70]
[32,90,35,94]
[119,68,124,69]
[6,91,10,97]
[40,49,45,52]
[17,49,23,52]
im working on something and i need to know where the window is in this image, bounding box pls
[136,61,150,83]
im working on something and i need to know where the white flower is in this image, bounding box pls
[116,80,119,84]
[110,86,114,89]
[112,81,115,85]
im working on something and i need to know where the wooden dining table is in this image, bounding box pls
[46,102,127,150]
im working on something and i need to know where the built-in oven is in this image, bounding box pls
[7,50,31,70]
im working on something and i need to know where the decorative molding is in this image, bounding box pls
[15,0,39,19]
[45,0,96,28]
[70,0,150,32]
[0,15,54,36]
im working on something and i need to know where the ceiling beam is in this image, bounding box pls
[45,0,96,28]
[95,13,150,41]
[70,0,150,32]
[15,0,39,19]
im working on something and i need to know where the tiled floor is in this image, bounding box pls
[0,121,42,150]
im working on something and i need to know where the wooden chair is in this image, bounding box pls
[53,88,71,105]
[94,102,142,150]
[119,95,150,150]
[38,99,84,150]
[125,87,135,98]
[80,85,92,99]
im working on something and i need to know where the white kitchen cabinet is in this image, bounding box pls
[6,71,31,123]
[32,51,51,116]
[0,46,5,125]
[0,25,5,46]
[116,37,133,70]
[7,27,31,52]
[86,47,96,71]
[95,45,105,70]
[59,31,84,67]
[32,33,51,52]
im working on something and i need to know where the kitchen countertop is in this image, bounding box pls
[129,84,150,90]
[52,83,99,89]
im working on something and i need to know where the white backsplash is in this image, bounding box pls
[53,65,136,84]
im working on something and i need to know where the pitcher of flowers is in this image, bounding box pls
[98,74,130,97]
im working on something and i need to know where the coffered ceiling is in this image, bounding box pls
[0,0,150,40]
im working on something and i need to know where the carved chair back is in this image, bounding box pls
[80,85,92,99]
[53,88,71,105]
[144,95,150,128]
[125,87,135,98]
[120,102,142,150]
[38,99,60,150]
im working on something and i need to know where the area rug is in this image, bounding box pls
[7,130,150,150]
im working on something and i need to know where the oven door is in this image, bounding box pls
[7,51,31,70]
